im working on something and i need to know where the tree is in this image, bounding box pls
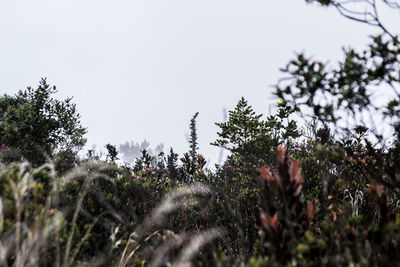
[105,144,119,163]
[212,97,299,168]
[189,112,200,165]
[276,1,400,187]
[166,147,179,180]
[0,78,87,166]
[119,140,164,164]
[277,35,400,142]
[178,112,207,183]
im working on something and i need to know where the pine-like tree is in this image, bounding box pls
[189,112,199,165]
[166,147,179,181]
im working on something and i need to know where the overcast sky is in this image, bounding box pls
[0,0,398,164]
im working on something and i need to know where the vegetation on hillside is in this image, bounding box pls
[1,1,399,266]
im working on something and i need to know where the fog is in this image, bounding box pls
[1,0,398,164]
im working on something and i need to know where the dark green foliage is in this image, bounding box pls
[133,149,154,173]
[2,2,400,266]
[105,144,119,163]
[0,78,87,166]
[276,34,400,193]
[166,147,179,180]
[212,97,264,153]
[178,112,207,183]
[189,112,200,164]
[1,92,400,266]
[180,152,196,181]
[276,34,400,143]
[212,97,300,168]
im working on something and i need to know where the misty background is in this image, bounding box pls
[0,0,398,165]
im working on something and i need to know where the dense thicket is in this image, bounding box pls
[0,1,399,266]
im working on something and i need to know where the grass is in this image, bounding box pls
[0,161,218,266]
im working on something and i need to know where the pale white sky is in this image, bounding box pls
[0,0,398,164]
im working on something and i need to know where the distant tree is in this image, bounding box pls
[0,78,87,166]
[119,140,164,164]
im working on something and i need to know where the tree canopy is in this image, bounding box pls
[0,78,87,166]
[212,97,300,168]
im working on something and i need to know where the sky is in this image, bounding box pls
[0,0,398,165]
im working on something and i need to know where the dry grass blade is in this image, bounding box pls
[136,184,210,240]
[0,162,66,267]
[61,163,116,267]
[148,231,183,267]
[174,228,219,267]
[118,184,210,267]
[68,211,111,266]
[0,197,3,234]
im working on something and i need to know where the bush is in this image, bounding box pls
[0,78,87,166]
